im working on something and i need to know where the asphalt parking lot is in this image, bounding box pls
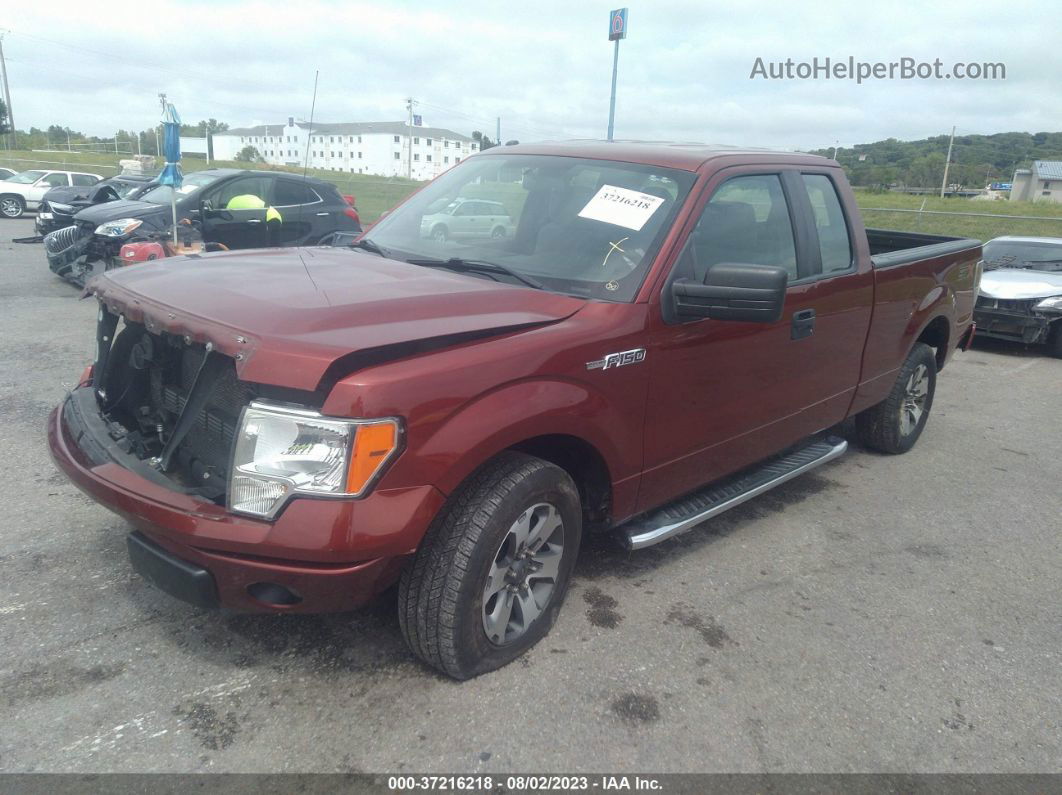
[1,215,1059,774]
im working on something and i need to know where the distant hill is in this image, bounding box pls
[809,132,1062,190]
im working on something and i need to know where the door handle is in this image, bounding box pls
[247,219,262,224]
[316,212,329,216]
[791,308,816,340]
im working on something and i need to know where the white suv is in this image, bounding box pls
[0,170,104,219]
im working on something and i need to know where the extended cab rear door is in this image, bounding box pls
[638,165,873,511]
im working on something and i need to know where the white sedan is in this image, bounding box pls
[0,169,104,219]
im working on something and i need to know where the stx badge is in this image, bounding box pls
[586,348,647,371]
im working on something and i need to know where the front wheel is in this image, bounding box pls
[856,342,937,454]
[398,452,582,679]
[0,195,25,219]
[1047,322,1062,359]
[431,225,448,242]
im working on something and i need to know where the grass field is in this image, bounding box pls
[853,188,1062,242]
[0,150,424,223]
[5,149,1062,241]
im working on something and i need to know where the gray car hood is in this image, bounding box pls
[979,269,1062,300]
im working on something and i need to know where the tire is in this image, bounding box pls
[490,226,506,239]
[398,451,582,679]
[1047,323,1062,359]
[856,342,937,454]
[431,225,448,242]
[0,195,25,219]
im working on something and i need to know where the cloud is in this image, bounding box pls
[3,0,1059,149]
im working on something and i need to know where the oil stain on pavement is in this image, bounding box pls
[583,586,622,628]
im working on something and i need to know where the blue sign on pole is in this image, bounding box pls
[609,8,628,40]
[412,114,423,127]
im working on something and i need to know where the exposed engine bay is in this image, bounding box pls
[93,310,319,503]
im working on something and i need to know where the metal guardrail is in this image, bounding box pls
[861,207,1062,222]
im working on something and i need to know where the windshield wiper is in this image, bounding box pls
[350,237,388,257]
[406,257,545,290]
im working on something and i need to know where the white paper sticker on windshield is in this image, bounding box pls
[577,185,666,231]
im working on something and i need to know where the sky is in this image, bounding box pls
[2,0,1059,150]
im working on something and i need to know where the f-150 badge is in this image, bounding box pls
[586,348,647,370]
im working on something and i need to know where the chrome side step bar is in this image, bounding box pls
[621,436,848,550]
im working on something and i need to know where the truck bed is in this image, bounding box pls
[867,228,981,269]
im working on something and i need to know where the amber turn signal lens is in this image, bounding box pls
[346,420,400,494]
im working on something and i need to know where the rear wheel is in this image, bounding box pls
[490,226,506,239]
[0,195,25,219]
[431,225,448,242]
[398,452,581,679]
[856,342,937,454]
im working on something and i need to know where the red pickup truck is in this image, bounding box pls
[49,142,981,679]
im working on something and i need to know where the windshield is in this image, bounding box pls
[139,172,224,204]
[116,181,152,199]
[984,240,1062,273]
[8,170,46,185]
[366,154,696,301]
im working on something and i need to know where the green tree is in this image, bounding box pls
[471,130,497,151]
[235,145,262,162]
[181,119,230,137]
[0,98,9,135]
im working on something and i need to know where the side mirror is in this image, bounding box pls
[672,262,788,323]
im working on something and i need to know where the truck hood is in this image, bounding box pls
[73,199,166,225]
[979,269,1062,300]
[90,247,586,391]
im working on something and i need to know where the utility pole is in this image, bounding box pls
[0,32,15,149]
[66,128,72,152]
[606,9,628,142]
[496,116,501,147]
[830,140,839,160]
[157,92,167,161]
[939,125,956,198]
[405,96,414,179]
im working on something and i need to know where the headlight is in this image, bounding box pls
[95,218,143,238]
[228,402,402,519]
[49,202,74,213]
[1034,296,1062,312]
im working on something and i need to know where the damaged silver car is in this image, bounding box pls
[974,236,1062,357]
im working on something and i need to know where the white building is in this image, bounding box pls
[211,119,479,181]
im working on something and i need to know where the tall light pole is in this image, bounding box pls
[606,9,628,142]
[0,32,15,149]
[406,96,414,179]
[939,125,956,198]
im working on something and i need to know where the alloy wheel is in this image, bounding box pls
[899,363,930,436]
[481,502,565,646]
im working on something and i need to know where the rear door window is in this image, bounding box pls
[801,174,853,274]
[72,174,98,187]
[273,180,321,206]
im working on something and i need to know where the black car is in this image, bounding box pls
[45,169,363,285]
[35,175,157,236]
